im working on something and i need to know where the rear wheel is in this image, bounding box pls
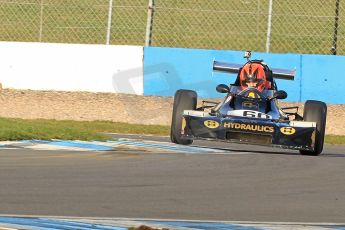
[170,89,197,145]
[299,100,327,156]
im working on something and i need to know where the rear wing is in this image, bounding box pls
[213,61,296,80]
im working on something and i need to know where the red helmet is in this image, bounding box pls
[240,63,270,92]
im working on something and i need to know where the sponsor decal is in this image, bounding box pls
[248,92,257,98]
[224,95,232,103]
[204,120,220,129]
[280,127,296,135]
[224,122,274,133]
[227,110,272,119]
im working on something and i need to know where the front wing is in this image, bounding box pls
[181,112,316,151]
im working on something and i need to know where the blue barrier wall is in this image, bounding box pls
[144,47,344,103]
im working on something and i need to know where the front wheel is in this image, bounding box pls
[170,89,197,145]
[299,100,327,156]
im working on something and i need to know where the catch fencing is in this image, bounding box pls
[0,0,344,55]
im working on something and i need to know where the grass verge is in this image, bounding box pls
[324,135,345,145]
[0,117,169,141]
[0,117,344,145]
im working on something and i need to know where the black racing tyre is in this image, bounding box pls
[299,100,327,156]
[170,89,197,145]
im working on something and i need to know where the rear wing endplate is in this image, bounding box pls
[213,61,295,80]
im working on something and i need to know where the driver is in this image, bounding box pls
[239,62,270,92]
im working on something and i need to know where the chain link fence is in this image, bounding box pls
[0,0,344,55]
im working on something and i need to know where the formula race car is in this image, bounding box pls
[170,52,327,155]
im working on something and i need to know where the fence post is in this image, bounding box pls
[332,0,340,55]
[145,0,155,46]
[265,0,273,53]
[38,0,44,42]
[106,0,114,45]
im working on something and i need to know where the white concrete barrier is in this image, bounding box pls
[0,42,143,94]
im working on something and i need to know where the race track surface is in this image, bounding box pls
[0,135,345,223]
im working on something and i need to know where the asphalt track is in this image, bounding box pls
[0,135,345,223]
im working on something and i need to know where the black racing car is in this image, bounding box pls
[170,52,327,155]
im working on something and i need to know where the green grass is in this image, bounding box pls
[0,117,169,141]
[324,135,345,145]
[0,117,344,145]
[0,0,344,54]
[0,117,108,141]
